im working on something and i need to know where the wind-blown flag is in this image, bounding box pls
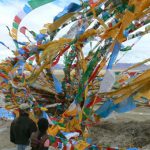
[11,0,56,42]
[42,111,54,125]
[0,41,10,50]
[89,0,100,7]
[28,0,56,9]
[29,30,37,38]
[62,101,81,117]
[95,99,116,118]
[0,72,9,80]
[35,33,47,42]
[17,60,25,75]
[20,26,27,35]
[13,40,27,46]
[61,131,79,140]
[84,96,102,108]
[23,4,32,14]
[18,48,25,55]
[115,96,136,113]
[52,45,70,66]
[28,56,35,65]
[95,96,136,118]
[14,16,21,24]
[52,74,62,94]
[107,41,121,69]
[99,69,116,93]
[54,2,81,21]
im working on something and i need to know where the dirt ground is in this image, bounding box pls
[90,120,150,149]
[0,120,15,150]
[90,107,150,150]
[0,107,150,150]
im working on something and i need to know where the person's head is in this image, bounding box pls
[38,118,49,133]
[19,103,30,116]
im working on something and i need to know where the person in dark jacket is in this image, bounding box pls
[30,118,49,150]
[10,103,37,150]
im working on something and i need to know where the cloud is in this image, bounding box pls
[0,0,63,60]
[0,0,27,58]
[18,3,62,40]
[0,0,81,62]
[117,33,150,63]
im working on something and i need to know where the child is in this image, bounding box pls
[30,118,50,150]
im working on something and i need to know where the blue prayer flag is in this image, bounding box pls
[107,41,121,69]
[23,4,32,14]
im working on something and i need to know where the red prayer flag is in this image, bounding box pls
[86,96,102,108]
[28,56,35,65]
[88,64,101,83]
[128,72,136,76]
[52,45,70,66]
[28,56,35,61]
[52,138,61,148]
[0,73,8,79]
[89,0,100,7]
[22,47,30,53]
[20,26,27,34]
[14,16,21,24]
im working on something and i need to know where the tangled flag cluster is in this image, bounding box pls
[0,0,150,149]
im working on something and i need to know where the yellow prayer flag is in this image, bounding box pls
[48,125,59,136]
[74,140,89,150]
[40,28,47,34]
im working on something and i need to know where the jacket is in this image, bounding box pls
[10,114,37,145]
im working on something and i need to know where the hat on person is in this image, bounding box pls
[19,103,30,110]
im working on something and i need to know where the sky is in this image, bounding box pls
[0,0,150,64]
[0,0,79,60]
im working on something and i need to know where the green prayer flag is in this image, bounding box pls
[83,108,92,120]
[53,121,65,127]
[13,22,19,30]
[84,108,91,116]
[60,138,68,145]
[49,135,56,144]
[120,46,132,51]
[76,48,101,102]
[28,0,55,9]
